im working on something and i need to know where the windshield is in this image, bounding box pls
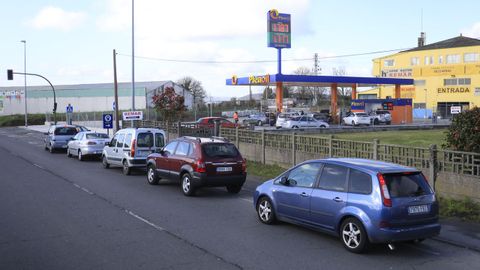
[54,127,78,136]
[86,133,109,139]
[383,172,432,198]
[202,143,240,158]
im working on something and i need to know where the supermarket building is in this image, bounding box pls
[361,35,480,118]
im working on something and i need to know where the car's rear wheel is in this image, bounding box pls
[351,120,356,126]
[102,155,110,169]
[257,197,276,224]
[386,121,391,125]
[181,173,196,196]
[78,150,84,161]
[374,119,379,125]
[340,218,369,253]
[292,125,299,129]
[147,165,160,185]
[320,125,326,128]
[226,185,242,194]
[122,160,131,175]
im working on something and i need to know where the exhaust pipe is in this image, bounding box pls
[388,244,395,251]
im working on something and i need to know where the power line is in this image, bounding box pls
[116,47,411,64]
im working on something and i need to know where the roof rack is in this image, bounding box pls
[211,136,229,142]
[182,136,202,142]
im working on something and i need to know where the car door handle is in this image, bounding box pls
[300,192,309,197]
[333,197,343,202]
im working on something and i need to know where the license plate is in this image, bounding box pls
[62,145,67,148]
[408,205,429,214]
[216,167,232,172]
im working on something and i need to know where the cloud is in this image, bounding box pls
[29,6,86,31]
[461,22,480,38]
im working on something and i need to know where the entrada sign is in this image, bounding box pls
[437,87,470,94]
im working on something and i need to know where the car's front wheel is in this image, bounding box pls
[102,155,110,169]
[181,173,196,196]
[340,218,369,253]
[147,165,160,185]
[257,197,276,224]
[78,150,84,161]
[66,148,72,158]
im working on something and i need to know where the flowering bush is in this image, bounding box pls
[152,87,186,122]
[444,107,480,153]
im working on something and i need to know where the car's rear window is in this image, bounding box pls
[54,127,78,135]
[383,173,432,198]
[202,143,239,158]
[356,113,368,117]
[137,132,154,147]
[86,133,109,139]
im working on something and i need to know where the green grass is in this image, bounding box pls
[331,129,448,148]
[247,160,287,180]
[439,197,480,222]
[0,114,46,127]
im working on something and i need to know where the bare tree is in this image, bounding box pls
[332,67,352,108]
[177,76,206,120]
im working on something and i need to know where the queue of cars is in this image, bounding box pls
[42,122,440,253]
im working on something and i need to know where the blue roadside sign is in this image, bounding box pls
[66,104,74,113]
[103,113,113,129]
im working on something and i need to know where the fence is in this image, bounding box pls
[128,120,480,201]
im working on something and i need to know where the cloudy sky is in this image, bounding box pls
[1,0,480,100]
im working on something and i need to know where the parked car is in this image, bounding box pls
[275,112,300,129]
[282,116,329,129]
[253,158,440,253]
[196,117,236,128]
[243,113,268,126]
[102,128,166,175]
[369,110,392,125]
[146,136,247,196]
[343,112,371,126]
[44,125,80,153]
[67,131,110,161]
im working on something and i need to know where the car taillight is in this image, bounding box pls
[241,158,247,172]
[131,139,136,157]
[377,173,392,207]
[194,159,206,173]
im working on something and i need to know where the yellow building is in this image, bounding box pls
[361,35,480,118]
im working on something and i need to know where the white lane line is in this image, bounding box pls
[126,210,165,231]
[73,183,94,195]
[407,244,441,256]
[240,197,254,204]
[33,163,44,169]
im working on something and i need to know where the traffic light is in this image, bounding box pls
[7,69,13,80]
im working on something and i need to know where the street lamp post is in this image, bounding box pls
[21,40,27,127]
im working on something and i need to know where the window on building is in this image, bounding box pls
[475,88,480,96]
[424,56,434,65]
[410,57,420,66]
[384,59,395,67]
[464,53,479,63]
[438,55,443,64]
[444,78,457,86]
[446,54,460,64]
[458,78,471,85]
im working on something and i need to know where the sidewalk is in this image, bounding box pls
[20,122,112,136]
[245,175,480,252]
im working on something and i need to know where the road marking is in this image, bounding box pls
[33,163,44,169]
[126,210,165,231]
[407,244,441,256]
[240,197,253,203]
[72,183,94,195]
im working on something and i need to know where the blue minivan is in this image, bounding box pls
[253,158,441,253]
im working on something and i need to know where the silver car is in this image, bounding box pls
[282,116,329,129]
[44,125,80,153]
[67,131,110,161]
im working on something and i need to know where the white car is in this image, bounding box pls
[275,112,300,129]
[282,116,329,129]
[343,112,371,126]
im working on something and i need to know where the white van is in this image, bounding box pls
[102,128,166,175]
[275,112,300,129]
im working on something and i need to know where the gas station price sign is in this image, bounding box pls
[267,9,291,48]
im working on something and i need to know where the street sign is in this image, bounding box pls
[113,101,116,110]
[122,111,143,121]
[103,114,113,129]
[450,106,461,114]
[66,104,74,113]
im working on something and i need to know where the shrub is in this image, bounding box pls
[444,107,480,153]
[0,114,46,127]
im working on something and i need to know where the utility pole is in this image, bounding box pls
[131,0,135,111]
[113,49,120,131]
[21,40,27,127]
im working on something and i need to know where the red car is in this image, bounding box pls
[196,117,236,128]
[146,136,247,196]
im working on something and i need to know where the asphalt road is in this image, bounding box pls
[1,127,479,270]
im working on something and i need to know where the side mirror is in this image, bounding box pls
[279,176,289,186]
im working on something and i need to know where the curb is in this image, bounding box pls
[432,236,480,253]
